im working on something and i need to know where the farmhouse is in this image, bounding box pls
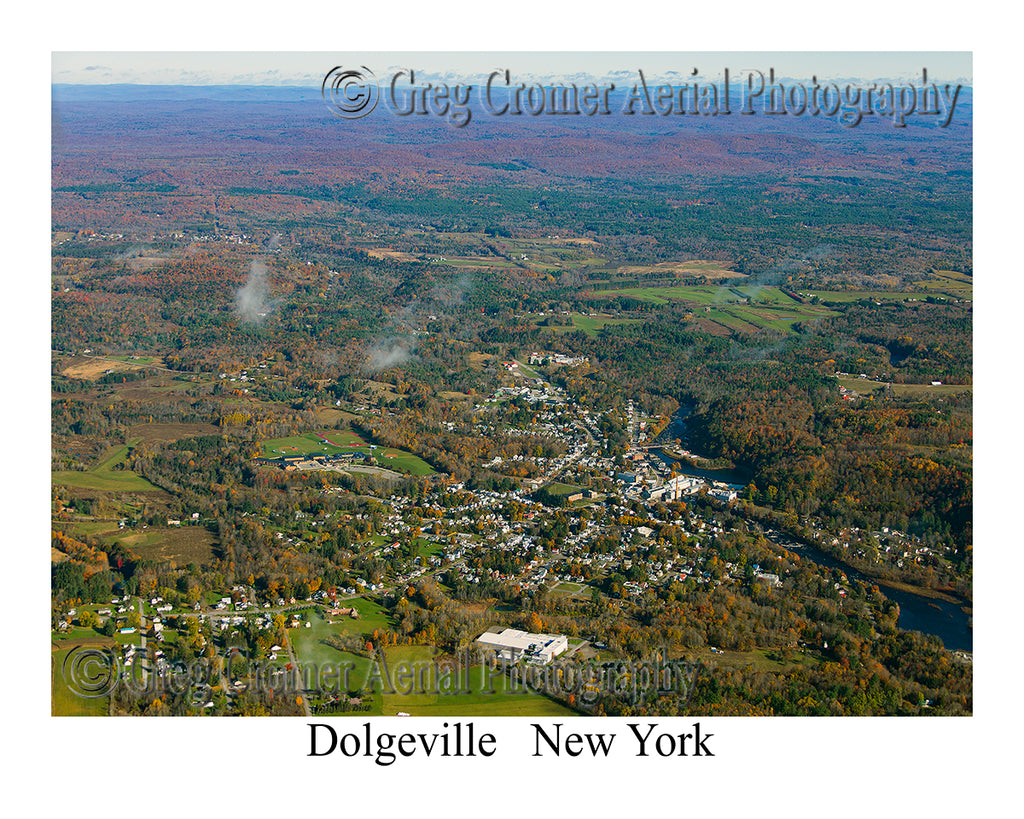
[475,627,569,665]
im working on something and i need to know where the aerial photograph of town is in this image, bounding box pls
[48,48,978,732]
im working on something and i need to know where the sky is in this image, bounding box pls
[51,51,973,86]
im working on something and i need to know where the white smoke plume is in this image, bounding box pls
[431,272,473,309]
[235,259,272,322]
[365,336,417,372]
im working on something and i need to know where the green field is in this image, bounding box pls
[837,376,973,396]
[52,441,160,491]
[289,614,574,715]
[922,269,973,299]
[289,604,394,659]
[60,520,123,538]
[52,646,111,716]
[377,645,576,717]
[695,646,820,673]
[544,482,585,497]
[260,431,435,476]
[541,313,643,337]
[550,581,589,599]
[591,285,839,333]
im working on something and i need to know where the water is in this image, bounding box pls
[651,403,750,486]
[764,531,972,652]
[656,404,972,651]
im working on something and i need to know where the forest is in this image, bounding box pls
[51,84,971,716]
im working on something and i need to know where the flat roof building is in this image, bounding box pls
[476,628,569,665]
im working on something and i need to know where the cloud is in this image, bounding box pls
[365,336,417,372]
[430,272,473,309]
[235,259,273,322]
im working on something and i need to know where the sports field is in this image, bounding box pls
[260,431,435,475]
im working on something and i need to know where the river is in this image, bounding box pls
[651,402,750,486]
[654,404,972,651]
[763,529,972,652]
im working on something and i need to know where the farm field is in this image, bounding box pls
[59,356,154,380]
[836,376,973,396]
[922,269,973,299]
[589,284,840,333]
[52,441,160,491]
[127,422,221,444]
[117,525,217,563]
[616,259,741,279]
[539,312,643,337]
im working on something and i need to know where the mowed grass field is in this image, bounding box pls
[52,440,160,491]
[52,645,111,716]
[539,313,643,337]
[260,431,435,476]
[544,482,584,496]
[289,603,394,665]
[377,645,576,717]
[837,376,973,396]
[289,611,573,715]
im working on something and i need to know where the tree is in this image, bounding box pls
[78,609,100,629]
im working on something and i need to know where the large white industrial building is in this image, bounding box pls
[475,628,569,665]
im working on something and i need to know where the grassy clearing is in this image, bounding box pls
[289,614,372,670]
[313,407,362,426]
[128,422,220,444]
[378,646,576,716]
[60,357,150,380]
[52,646,111,716]
[801,289,923,303]
[120,526,217,563]
[544,482,584,496]
[544,313,643,337]
[695,647,820,673]
[61,520,123,539]
[616,260,740,279]
[52,441,160,492]
[836,376,972,396]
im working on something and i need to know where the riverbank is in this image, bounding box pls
[874,577,971,611]
[660,447,737,471]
